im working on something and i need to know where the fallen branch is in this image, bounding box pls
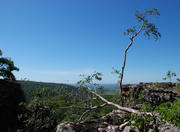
[119,121,129,130]
[88,87,153,116]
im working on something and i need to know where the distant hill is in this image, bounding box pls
[72,83,120,96]
[101,84,120,95]
[18,81,121,101]
[18,80,77,101]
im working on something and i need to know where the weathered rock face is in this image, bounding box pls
[56,110,180,132]
[0,79,25,131]
[140,82,176,89]
[157,82,175,88]
[56,110,130,132]
[121,82,179,106]
[158,123,180,132]
[143,87,179,105]
[122,84,143,97]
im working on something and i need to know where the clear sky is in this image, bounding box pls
[0,0,180,84]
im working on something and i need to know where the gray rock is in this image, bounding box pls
[158,123,180,132]
[98,125,119,132]
[148,129,155,132]
[56,122,75,132]
[56,110,129,132]
[122,126,139,132]
[143,87,178,105]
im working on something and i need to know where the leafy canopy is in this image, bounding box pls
[123,8,161,40]
[162,70,177,82]
[0,49,19,81]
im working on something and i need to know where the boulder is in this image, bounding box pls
[56,122,75,132]
[122,126,139,132]
[158,123,180,132]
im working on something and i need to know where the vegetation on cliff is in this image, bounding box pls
[0,49,19,81]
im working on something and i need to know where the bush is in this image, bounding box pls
[152,82,160,88]
[17,88,71,132]
[155,99,180,127]
[130,114,153,131]
[17,100,57,132]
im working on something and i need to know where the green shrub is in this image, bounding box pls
[140,103,153,112]
[155,99,180,127]
[129,103,155,131]
[17,98,57,131]
[17,88,73,132]
[130,114,153,131]
[152,82,160,88]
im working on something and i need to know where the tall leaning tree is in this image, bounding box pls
[56,9,162,118]
[119,8,161,93]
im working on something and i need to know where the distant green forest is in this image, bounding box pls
[18,80,78,101]
[19,80,119,101]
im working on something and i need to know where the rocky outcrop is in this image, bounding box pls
[143,87,179,105]
[121,82,179,106]
[56,120,180,132]
[56,110,130,132]
[56,110,180,132]
[140,82,176,89]
[121,84,143,97]
[56,82,180,132]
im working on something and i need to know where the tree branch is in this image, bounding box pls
[88,87,152,116]
[119,121,129,130]
[78,103,107,121]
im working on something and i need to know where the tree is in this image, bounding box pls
[177,78,180,82]
[70,9,162,123]
[64,9,162,120]
[119,8,161,93]
[0,49,19,81]
[0,50,23,131]
[163,70,177,82]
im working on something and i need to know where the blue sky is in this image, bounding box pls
[0,0,180,84]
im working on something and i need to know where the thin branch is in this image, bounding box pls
[59,105,92,109]
[119,121,129,130]
[78,103,107,121]
[78,109,91,121]
[59,102,106,110]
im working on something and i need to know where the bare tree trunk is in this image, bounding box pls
[119,23,145,94]
[119,40,133,94]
